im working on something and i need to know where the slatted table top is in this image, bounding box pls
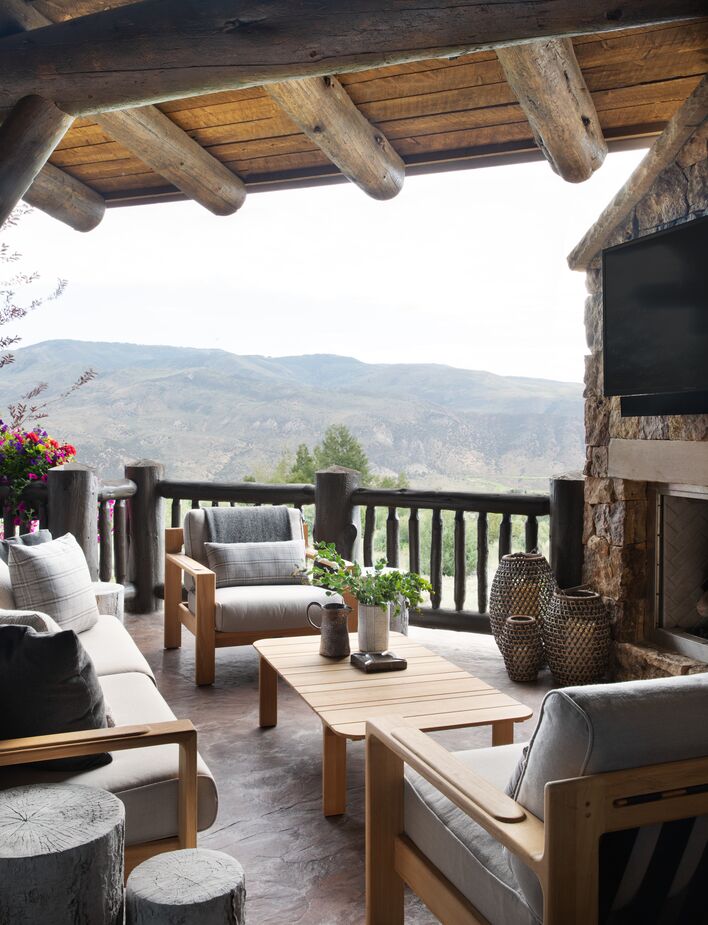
[254,633,532,740]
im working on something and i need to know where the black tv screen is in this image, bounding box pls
[602,217,708,401]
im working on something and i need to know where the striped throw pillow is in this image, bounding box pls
[8,533,100,634]
[204,539,307,589]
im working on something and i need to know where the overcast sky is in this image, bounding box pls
[6,147,645,384]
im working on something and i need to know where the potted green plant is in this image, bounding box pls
[309,543,432,653]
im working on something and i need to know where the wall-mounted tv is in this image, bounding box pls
[602,216,708,416]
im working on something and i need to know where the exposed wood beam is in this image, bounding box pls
[267,77,404,200]
[568,75,708,270]
[496,39,606,183]
[0,0,246,217]
[23,161,105,231]
[0,0,701,116]
[0,95,73,226]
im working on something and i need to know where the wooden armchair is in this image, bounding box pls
[0,720,198,876]
[366,673,708,925]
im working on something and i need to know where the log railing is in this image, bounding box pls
[157,479,315,528]
[352,487,551,632]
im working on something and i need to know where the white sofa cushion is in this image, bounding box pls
[79,614,155,682]
[188,583,339,633]
[9,534,99,634]
[0,608,61,634]
[0,671,218,846]
[0,560,15,609]
[404,742,536,925]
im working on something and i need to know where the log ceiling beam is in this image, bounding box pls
[22,161,105,231]
[0,0,246,218]
[496,39,607,183]
[0,95,73,226]
[266,77,404,200]
[0,0,701,116]
[568,75,708,270]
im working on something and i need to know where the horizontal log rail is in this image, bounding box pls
[353,486,551,632]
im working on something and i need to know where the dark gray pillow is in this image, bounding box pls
[0,624,112,770]
[0,528,52,564]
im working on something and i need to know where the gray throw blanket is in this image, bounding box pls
[204,505,292,544]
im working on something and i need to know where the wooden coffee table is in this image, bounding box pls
[254,633,532,816]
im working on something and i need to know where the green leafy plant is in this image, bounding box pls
[309,542,432,616]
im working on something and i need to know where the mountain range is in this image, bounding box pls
[0,340,584,491]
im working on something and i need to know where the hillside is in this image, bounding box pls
[0,340,584,490]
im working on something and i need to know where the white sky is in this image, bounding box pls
[6,147,645,383]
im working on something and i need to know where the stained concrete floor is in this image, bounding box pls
[127,612,554,924]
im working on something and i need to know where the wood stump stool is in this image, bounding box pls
[126,848,246,924]
[0,783,125,924]
[93,580,125,622]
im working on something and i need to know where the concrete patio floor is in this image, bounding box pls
[128,612,554,924]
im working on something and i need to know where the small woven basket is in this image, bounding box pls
[499,615,542,683]
[542,588,610,687]
[489,552,556,664]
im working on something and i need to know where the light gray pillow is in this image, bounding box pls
[204,539,307,589]
[0,609,62,634]
[8,533,100,634]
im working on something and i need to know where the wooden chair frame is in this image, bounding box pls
[0,719,199,877]
[164,525,358,685]
[365,715,708,925]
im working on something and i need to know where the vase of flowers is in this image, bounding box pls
[309,543,432,654]
[0,422,76,532]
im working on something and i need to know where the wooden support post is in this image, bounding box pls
[322,724,347,817]
[47,462,99,579]
[365,729,404,925]
[550,474,585,589]
[0,95,73,226]
[259,656,278,728]
[314,466,361,561]
[125,460,164,614]
[23,162,105,231]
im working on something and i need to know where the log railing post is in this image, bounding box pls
[125,460,164,613]
[314,467,361,561]
[47,462,99,579]
[550,474,585,589]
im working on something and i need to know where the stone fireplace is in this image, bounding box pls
[580,123,708,680]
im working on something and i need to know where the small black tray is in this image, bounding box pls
[350,651,408,673]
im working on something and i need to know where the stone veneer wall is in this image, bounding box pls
[582,124,708,680]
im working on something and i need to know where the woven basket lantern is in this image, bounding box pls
[500,615,543,683]
[489,552,556,653]
[542,588,610,687]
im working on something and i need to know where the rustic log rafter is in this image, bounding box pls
[0,0,247,222]
[496,38,607,183]
[22,161,105,231]
[568,75,708,269]
[0,1,700,116]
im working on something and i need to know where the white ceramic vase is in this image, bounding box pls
[357,603,391,653]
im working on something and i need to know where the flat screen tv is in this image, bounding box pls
[602,216,708,416]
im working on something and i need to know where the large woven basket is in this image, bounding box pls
[542,588,610,687]
[500,615,542,683]
[489,552,556,659]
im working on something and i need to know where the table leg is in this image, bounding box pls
[259,656,278,728]
[323,725,347,817]
[492,720,514,746]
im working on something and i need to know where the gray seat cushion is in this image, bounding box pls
[188,583,339,633]
[0,671,218,846]
[79,613,155,682]
[404,742,537,925]
[508,674,708,920]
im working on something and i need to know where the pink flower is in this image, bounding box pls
[12,517,21,526]
[27,472,38,480]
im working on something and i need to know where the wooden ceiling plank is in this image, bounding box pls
[0,0,701,116]
[568,75,708,270]
[23,160,105,230]
[0,94,74,226]
[2,0,246,216]
[266,76,404,198]
[497,38,607,182]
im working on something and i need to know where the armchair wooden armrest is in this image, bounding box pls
[0,720,199,849]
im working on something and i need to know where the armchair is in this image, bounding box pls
[164,506,357,685]
[366,673,708,924]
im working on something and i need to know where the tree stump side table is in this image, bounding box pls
[126,848,246,924]
[0,783,125,925]
[93,580,125,623]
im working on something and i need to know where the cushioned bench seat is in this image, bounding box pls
[79,613,155,682]
[0,671,218,845]
[188,583,335,634]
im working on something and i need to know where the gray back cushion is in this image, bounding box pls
[0,528,53,564]
[507,674,708,920]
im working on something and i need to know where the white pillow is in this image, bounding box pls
[0,559,16,609]
[8,534,100,634]
[204,539,307,589]
[0,609,62,634]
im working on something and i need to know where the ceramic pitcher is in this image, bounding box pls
[307,601,352,659]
